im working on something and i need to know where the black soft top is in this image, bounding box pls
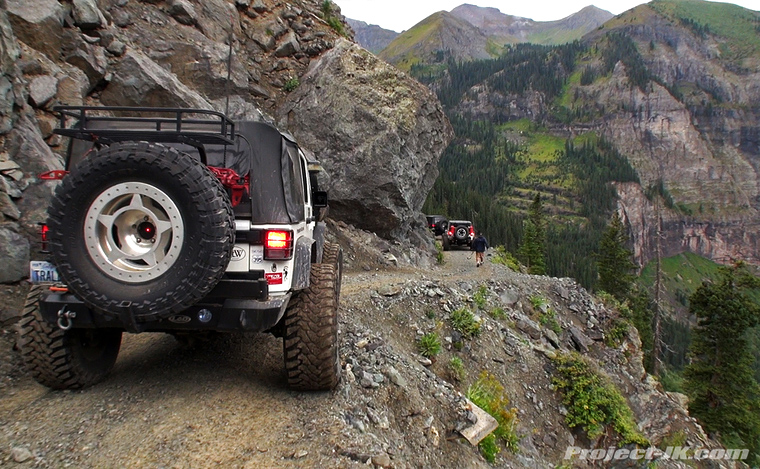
[56,106,310,224]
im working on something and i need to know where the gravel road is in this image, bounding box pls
[0,249,489,468]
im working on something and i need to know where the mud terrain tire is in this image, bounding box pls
[321,242,343,300]
[442,235,451,251]
[283,264,340,391]
[47,142,234,321]
[17,285,123,389]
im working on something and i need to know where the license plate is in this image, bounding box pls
[30,261,60,283]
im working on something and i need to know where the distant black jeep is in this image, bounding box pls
[425,214,448,237]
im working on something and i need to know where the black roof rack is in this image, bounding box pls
[53,106,236,148]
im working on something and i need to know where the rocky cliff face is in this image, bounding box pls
[346,19,398,54]
[587,6,760,266]
[0,0,452,284]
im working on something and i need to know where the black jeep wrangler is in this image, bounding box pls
[425,214,448,236]
[19,106,342,391]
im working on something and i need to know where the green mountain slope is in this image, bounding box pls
[421,0,760,289]
[378,11,499,71]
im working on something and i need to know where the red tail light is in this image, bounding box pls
[264,230,293,260]
[469,226,475,236]
[448,226,454,236]
[39,223,50,252]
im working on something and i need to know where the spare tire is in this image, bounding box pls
[47,142,234,322]
[455,226,468,241]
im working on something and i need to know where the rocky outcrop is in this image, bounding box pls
[616,182,760,267]
[346,19,398,54]
[278,39,453,242]
[0,0,452,283]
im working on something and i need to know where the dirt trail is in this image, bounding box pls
[0,249,488,468]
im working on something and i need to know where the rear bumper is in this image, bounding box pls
[39,290,290,333]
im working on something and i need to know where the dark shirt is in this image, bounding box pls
[472,236,488,253]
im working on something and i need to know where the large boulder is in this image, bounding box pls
[8,114,62,233]
[0,223,28,283]
[5,0,65,58]
[277,39,453,241]
[100,50,212,109]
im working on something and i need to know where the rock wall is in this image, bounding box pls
[616,182,760,267]
[0,0,452,284]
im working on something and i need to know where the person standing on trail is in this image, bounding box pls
[472,232,488,267]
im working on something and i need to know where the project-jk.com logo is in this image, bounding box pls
[564,445,749,462]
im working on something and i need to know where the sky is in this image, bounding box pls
[335,0,760,33]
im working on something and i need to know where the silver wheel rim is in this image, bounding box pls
[84,182,184,283]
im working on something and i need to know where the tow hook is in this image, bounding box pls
[57,306,76,331]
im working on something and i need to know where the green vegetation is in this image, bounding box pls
[417,332,442,358]
[490,307,507,320]
[552,352,649,446]
[597,212,636,301]
[603,318,630,348]
[538,308,562,335]
[320,1,347,37]
[529,294,547,311]
[450,307,481,339]
[466,371,520,462]
[518,194,546,275]
[448,357,465,381]
[491,246,520,271]
[684,263,760,466]
[601,33,652,91]
[435,241,445,265]
[283,76,300,92]
[650,0,760,67]
[473,285,488,309]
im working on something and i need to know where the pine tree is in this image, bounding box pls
[597,212,635,301]
[683,263,760,465]
[518,194,545,275]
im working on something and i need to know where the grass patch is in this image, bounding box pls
[490,307,507,320]
[435,240,445,265]
[473,285,488,310]
[448,357,465,381]
[552,352,649,446]
[491,246,520,271]
[417,332,441,358]
[529,294,547,311]
[538,308,562,335]
[467,371,520,462]
[659,366,685,393]
[450,307,481,339]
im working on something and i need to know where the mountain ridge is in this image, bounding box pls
[353,3,613,67]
